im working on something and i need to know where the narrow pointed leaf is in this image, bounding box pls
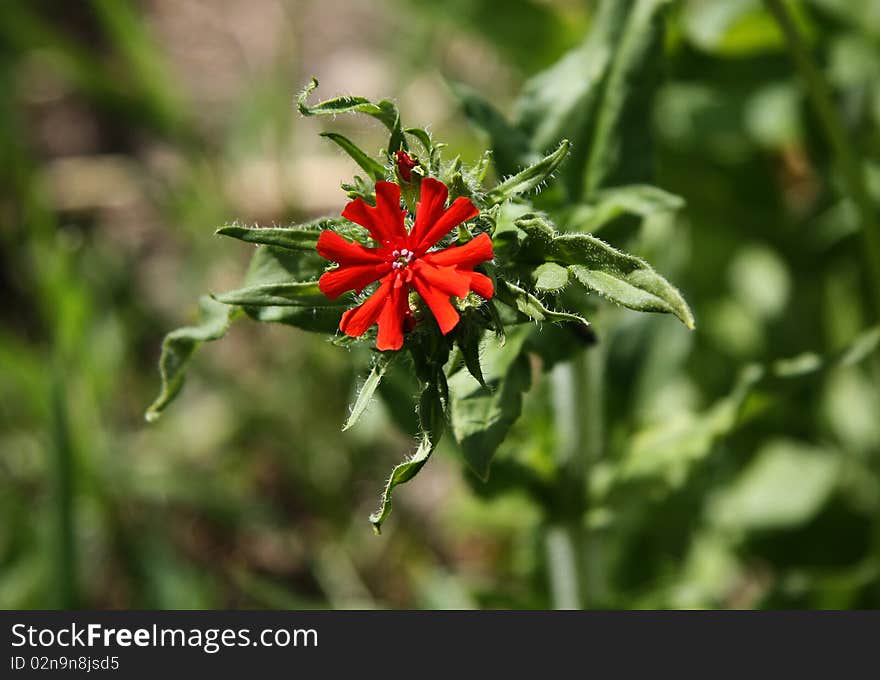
[297,78,405,153]
[456,320,487,388]
[320,132,387,181]
[450,81,533,177]
[298,77,395,128]
[343,353,395,431]
[213,281,344,307]
[404,127,433,155]
[243,305,343,334]
[369,432,435,534]
[217,225,320,251]
[485,140,570,206]
[369,380,446,533]
[145,296,234,422]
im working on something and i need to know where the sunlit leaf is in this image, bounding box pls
[485,140,570,206]
[216,218,345,251]
[213,281,341,307]
[533,262,569,292]
[515,214,695,329]
[708,439,839,530]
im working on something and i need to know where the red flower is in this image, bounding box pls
[317,178,494,350]
[395,150,419,182]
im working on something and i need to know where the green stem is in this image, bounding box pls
[50,369,78,609]
[546,345,605,609]
[764,0,880,320]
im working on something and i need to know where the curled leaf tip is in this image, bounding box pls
[297,77,320,115]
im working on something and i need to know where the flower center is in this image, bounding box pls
[389,248,414,270]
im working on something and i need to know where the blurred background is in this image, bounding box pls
[2,0,879,609]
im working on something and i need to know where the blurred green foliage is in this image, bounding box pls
[1,0,879,609]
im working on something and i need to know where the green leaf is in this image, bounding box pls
[404,127,433,155]
[455,318,487,388]
[369,378,446,534]
[513,0,669,199]
[563,184,685,233]
[320,132,387,181]
[611,364,765,491]
[708,439,839,531]
[582,0,669,196]
[343,353,395,431]
[485,140,570,206]
[369,432,434,534]
[212,281,341,307]
[513,0,621,151]
[771,325,880,379]
[450,81,533,178]
[603,325,880,501]
[568,260,694,329]
[241,305,342,334]
[533,262,569,292]
[450,328,532,479]
[496,279,592,330]
[145,296,235,422]
[514,214,695,329]
[297,78,405,153]
[216,219,338,252]
[244,243,327,285]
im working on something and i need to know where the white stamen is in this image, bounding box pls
[400,248,409,256]
[392,249,400,257]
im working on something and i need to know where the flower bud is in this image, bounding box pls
[395,150,419,182]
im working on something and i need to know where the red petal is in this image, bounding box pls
[409,177,448,247]
[341,198,381,243]
[316,230,384,265]
[412,260,471,299]
[412,277,459,335]
[468,271,494,299]
[376,283,409,351]
[341,182,406,246]
[422,233,493,269]
[319,263,387,299]
[338,275,393,337]
[374,181,407,243]
[416,196,479,252]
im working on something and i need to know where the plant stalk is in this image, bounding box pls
[547,344,605,609]
[50,369,78,609]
